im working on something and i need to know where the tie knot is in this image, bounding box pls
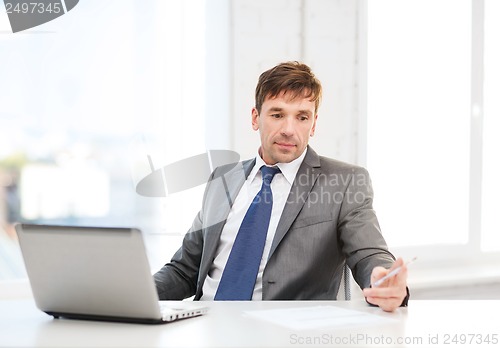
[260,166,280,185]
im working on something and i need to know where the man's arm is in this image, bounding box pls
[153,167,222,300]
[337,166,408,310]
[153,213,204,300]
[338,167,394,284]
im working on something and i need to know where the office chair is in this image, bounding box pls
[337,264,351,300]
[343,264,351,300]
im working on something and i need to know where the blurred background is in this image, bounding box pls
[1,0,499,299]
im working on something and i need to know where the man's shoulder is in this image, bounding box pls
[317,155,369,175]
[212,158,254,177]
[305,146,368,175]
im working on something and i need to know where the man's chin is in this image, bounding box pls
[271,150,300,164]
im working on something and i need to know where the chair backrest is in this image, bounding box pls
[343,264,351,300]
[337,263,351,300]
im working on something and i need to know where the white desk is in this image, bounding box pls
[0,299,499,347]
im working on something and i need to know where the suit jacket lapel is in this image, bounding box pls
[268,147,321,260]
[222,159,255,210]
[202,158,255,251]
[197,158,255,295]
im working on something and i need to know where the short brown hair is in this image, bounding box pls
[254,61,322,114]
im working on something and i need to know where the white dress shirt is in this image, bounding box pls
[201,148,307,300]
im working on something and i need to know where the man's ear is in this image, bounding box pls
[251,107,260,131]
[310,114,318,137]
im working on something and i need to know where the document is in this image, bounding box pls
[244,305,397,330]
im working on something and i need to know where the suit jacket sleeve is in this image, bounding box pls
[153,212,203,300]
[338,166,395,289]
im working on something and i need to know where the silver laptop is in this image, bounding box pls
[15,224,208,324]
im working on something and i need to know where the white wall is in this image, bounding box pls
[206,0,363,164]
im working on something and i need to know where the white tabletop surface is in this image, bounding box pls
[1,297,499,348]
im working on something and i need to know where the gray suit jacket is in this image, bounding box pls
[154,146,395,300]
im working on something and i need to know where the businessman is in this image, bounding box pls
[154,61,408,312]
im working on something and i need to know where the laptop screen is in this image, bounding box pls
[15,224,163,321]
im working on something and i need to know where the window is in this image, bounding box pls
[365,0,500,265]
[366,0,471,248]
[0,0,207,279]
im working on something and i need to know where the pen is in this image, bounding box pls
[372,257,417,287]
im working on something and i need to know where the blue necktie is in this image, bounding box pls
[214,165,280,300]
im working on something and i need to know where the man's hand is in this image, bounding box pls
[362,258,408,312]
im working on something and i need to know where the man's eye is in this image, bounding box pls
[271,114,282,118]
[299,116,308,121]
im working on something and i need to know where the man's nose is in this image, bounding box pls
[280,117,295,136]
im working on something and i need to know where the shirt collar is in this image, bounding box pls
[247,147,308,185]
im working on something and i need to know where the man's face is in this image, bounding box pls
[252,91,318,165]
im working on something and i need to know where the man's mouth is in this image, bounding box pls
[275,142,296,148]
